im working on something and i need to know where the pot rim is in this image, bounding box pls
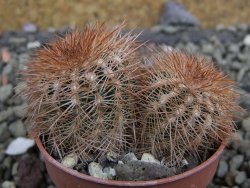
[36,138,226,187]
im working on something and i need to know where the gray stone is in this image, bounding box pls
[0,122,11,142]
[0,149,5,162]
[241,179,250,188]
[229,155,244,170]
[12,104,28,118]
[8,120,26,137]
[160,0,200,27]
[0,108,12,122]
[242,117,250,132]
[228,44,239,53]
[243,35,250,46]
[88,162,108,179]
[1,181,16,188]
[122,152,138,164]
[234,171,247,185]
[14,82,27,95]
[3,157,12,169]
[115,160,175,181]
[2,63,13,76]
[225,170,237,186]
[8,37,27,44]
[0,84,13,102]
[216,160,228,178]
[12,162,18,177]
[103,167,116,179]
[202,43,214,54]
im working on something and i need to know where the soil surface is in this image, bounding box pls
[1,0,250,31]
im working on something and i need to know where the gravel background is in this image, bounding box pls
[1,24,250,188]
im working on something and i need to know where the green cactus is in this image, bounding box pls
[137,50,241,166]
[22,24,140,162]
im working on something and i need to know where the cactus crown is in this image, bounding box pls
[22,23,140,162]
[138,50,241,166]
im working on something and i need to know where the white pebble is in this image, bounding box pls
[61,153,78,169]
[5,137,35,155]
[141,153,160,164]
[27,41,41,49]
[88,162,108,179]
[243,35,250,46]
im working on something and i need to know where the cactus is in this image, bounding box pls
[137,50,241,166]
[22,23,140,162]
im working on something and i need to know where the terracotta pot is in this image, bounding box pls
[36,138,225,188]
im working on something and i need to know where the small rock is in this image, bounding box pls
[241,179,250,188]
[27,41,41,49]
[160,0,200,26]
[0,108,13,123]
[23,23,37,33]
[235,171,247,185]
[229,155,244,170]
[225,170,237,186]
[17,154,43,188]
[106,151,118,162]
[0,122,11,142]
[5,137,35,155]
[12,104,28,118]
[1,48,11,63]
[243,35,250,46]
[88,162,108,179]
[8,120,26,137]
[14,82,27,95]
[141,153,160,164]
[122,152,138,164]
[242,117,250,132]
[61,153,78,169]
[217,160,229,178]
[1,181,16,188]
[103,167,116,179]
[115,160,175,181]
[12,162,18,177]
[0,84,13,102]
[202,43,214,54]
[2,63,13,76]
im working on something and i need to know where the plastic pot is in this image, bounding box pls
[36,138,225,188]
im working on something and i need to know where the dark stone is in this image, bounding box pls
[17,154,43,188]
[115,160,175,181]
[160,0,200,27]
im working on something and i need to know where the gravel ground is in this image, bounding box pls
[0,25,250,188]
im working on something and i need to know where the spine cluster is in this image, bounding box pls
[22,23,241,166]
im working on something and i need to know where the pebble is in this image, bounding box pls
[27,41,41,49]
[1,181,16,188]
[12,104,28,118]
[141,153,160,164]
[88,162,108,179]
[216,160,229,178]
[121,152,138,164]
[235,171,247,185]
[5,137,35,155]
[0,122,11,142]
[11,162,18,177]
[103,167,116,179]
[1,48,11,63]
[8,120,26,137]
[229,155,244,170]
[0,84,13,102]
[242,117,250,132]
[0,108,13,123]
[160,0,200,26]
[106,151,118,162]
[23,23,37,33]
[61,153,78,169]
[243,35,250,46]
[241,179,250,188]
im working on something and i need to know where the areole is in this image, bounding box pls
[36,138,226,188]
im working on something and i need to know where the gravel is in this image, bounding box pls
[0,23,250,187]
